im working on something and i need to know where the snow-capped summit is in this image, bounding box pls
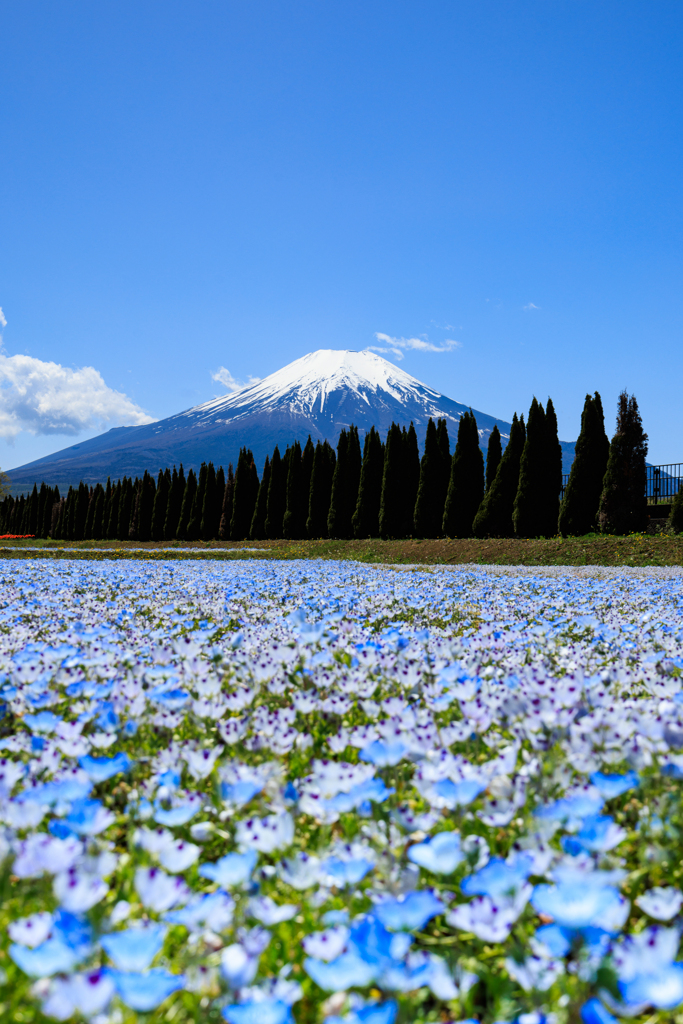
[6,348,574,492]
[179,349,462,428]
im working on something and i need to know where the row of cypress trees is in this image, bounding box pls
[0,390,662,541]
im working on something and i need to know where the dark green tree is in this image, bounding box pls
[27,483,39,536]
[91,484,106,540]
[327,430,348,538]
[176,469,197,540]
[151,469,170,541]
[117,478,134,540]
[200,462,218,541]
[486,425,502,492]
[307,441,336,538]
[670,484,683,535]
[414,418,444,537]
[443,410,485,537]
[283,441,304,539]
[513,398,548,537]
[598,391,649,534]
[36,483,48,538]
[472,413,526,537]
[72,482,90,541]
[250,455,271,540]
[352,427,384,538]
[401,424,420,537]
[84,487,97,538]
[265,446,287,539]
[164,465,185,540]
[540,398,563,537]
[187,463,208,541]
[379,423,404,538]
[558,393,610,536]
[107,481,121,540]
[218,464,235,540]
[230,448,259,540]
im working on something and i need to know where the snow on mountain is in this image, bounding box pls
[6,349,575,492]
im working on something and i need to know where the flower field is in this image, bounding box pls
[1,557,683,1024]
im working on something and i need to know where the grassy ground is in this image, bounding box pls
[0,533,682,565]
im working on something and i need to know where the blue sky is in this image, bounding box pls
[1,1,682,469]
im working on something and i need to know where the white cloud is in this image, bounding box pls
[524,303,540,310]
[211,366,261,393]
[0,308,7,330]
[0,348,154,442]
[366,332,462,361]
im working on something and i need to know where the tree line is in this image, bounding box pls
[0,389,668,541]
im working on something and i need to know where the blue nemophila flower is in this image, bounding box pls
[531,880,623,930]
[302,926,350,961]
[409,831,466,872]
[431,777,486,808]
[223,999,293,1024]
[63,797,115,836]
[305,951,378,991]
[199,850,258,888]
[374,891,444,931]
[109,967,185,1011]
[580,998,619,1024]
[23,711,60,733]
[153,791,202,826]
[562,815,627,855]
[590,770,639,799]
[165,890,235,932]
[620,964,683,1011]
[327,1000,398,1024]
[79,751,132,783]
[461,854,533,899]
[21,775,92,805]
[9,936,80,977]
[534,787,604,829]
[636,886,683,920]
[101,922,168,972]
[40,970,116,1020]
[359,740,408,767]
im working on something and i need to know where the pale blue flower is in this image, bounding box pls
[359,740,408,767]
[223,999,293,1024]
[79,751,132,783]
[374,891,444,932]
[110,968,185,1011]
[620,964,683,1010]
[531,882,623,929]
[580,998,618,1024]
[461,855,533,898]
[408,831,464,875]
[590,771,639,799]
[101,923,167,972]
[199,850,258,888]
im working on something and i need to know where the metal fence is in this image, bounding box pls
[560,463,682,505]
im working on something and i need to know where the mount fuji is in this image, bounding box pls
[6,350,575,492]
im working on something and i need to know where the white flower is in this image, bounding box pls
[301,926,349,961]
[183,744,223,780]
[505,955,565,992]
[134,867,190,912]
[236,812,294,853]
[279,853,322,890]
[53,867,109,913]
[249,897,298,926]
[636,887,683,921]
[159,839,200,872]
[8,912,54,948]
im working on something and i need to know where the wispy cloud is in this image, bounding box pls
[0,347,154,441]
[524,303,540,310]
[0,308,7,330]
[366,332,462,361]
[211,366,261,393]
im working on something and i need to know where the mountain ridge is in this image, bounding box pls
[6,350,575,492]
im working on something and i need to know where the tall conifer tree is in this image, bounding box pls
[117,478,134,540]
[598,391,649,534]
[486,426,502,492]
[301,436,315,515]
[414,418,443,537]
[443,411,485,537]
[176,469,197,540]
[327,430,349,538]
[27,483,39,536]
[214,466,225,536]
[472,414,526,537]
[379,423,404,538]
[230,448,259,540]
[403,423,420,536]
[218,464,235,540]
[164,465,185,540]
[92,484,106,540]
[265,446,287,539]
[151,469,170,541]
[307,441,336,538]
[513,398,548,537]
[84,487,97,539]
[138,471,155,541]
[558,393,610,536]
[283,441,304,539]
[352,426,384,538]
[541,398,563,537]
[250,455,271,540]
[187,463,207,541]
[200,463,217,541]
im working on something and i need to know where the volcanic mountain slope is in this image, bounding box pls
[6,349,575,491]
